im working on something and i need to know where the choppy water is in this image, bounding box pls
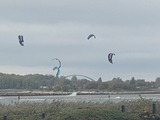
[0,93,160,105]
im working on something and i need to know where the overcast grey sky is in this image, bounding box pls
[0,0,160,81]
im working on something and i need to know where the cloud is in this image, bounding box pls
[0,0,160,81]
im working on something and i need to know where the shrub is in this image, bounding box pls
[53,108,141,120]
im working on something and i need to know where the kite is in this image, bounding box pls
[108,53,115,64]
[18,35,24,46]
[52,58,61,77]
[87,34,96,40]
[52,58,61,69]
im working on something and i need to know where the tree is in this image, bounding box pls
[155,77,160,87]
[130,77,136,87]
[71,75,78,82]
[97,77,102,83]
[98,82,108,90]
[83,81,98,89]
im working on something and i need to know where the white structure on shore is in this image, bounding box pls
[69,92,77,96]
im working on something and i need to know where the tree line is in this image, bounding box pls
[0,72,159,91]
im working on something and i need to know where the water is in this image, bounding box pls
[0,94,160,105]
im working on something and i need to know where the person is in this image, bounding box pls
[18,95,20,100]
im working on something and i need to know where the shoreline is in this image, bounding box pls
[0,90,160,96]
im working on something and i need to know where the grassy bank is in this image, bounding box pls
[0,98,159,120]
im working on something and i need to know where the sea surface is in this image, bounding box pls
[0,93,160,105]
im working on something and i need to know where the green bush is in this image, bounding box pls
[0,99,157,120]
[54,108,141,120]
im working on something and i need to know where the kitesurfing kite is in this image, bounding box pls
[52,58,61,69]
[108,53,115,64]
[52,58,61,77]
[87,34,96,40]
[18,35,24,46]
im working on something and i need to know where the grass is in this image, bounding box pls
[55,108,141,120]
[0,98,158,120]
